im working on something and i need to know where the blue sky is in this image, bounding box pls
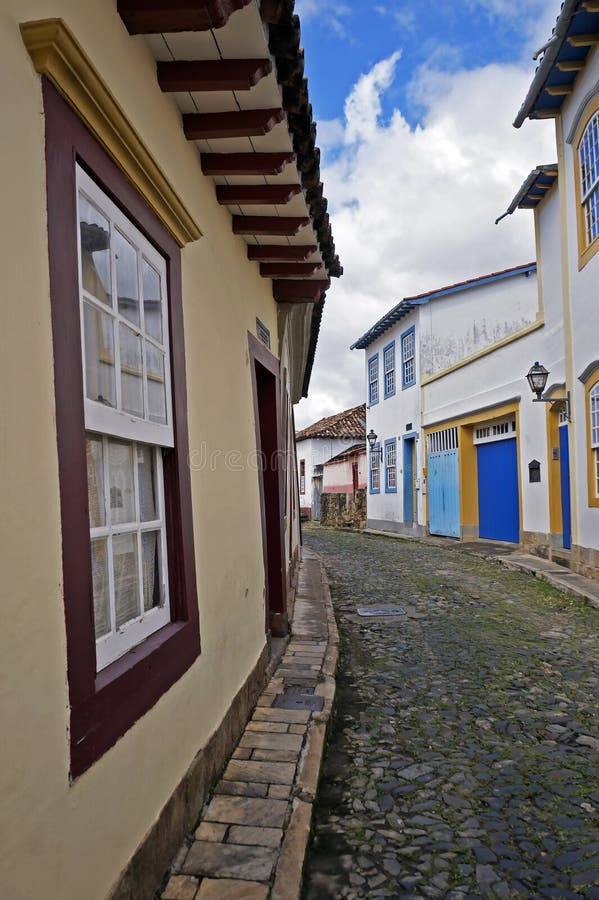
[293,0,558,428]
[298,1,551,126]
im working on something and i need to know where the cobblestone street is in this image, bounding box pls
[301,526,599,900]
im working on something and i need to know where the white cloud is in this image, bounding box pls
[295,1,352,37]
[294,52,556,429]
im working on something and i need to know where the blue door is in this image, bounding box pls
[403,438,414,524]
[559,425,571,549]
[477,438,519,542]
[428,450,460,537]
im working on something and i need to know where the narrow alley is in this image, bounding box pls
[302,526,599,899]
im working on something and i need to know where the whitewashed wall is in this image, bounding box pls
[558,44,599,554]
[296,437,355,514]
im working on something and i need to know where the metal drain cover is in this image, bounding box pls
[273,691,324,711]
[357,606,406,617]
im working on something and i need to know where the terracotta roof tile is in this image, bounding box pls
[296,404,366,441]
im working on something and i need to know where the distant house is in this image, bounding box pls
[351,263,554,544]
[321,443,368,528]
[296,404,366,519]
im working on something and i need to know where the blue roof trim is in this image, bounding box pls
[350,263,537,351]
[515,1,599,127]
[496,166,558,223]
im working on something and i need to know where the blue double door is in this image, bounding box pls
[428,450,460,537]
[477,438,519,543]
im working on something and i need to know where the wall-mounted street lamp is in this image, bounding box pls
[367,429,383,460]
[526,361,571,421]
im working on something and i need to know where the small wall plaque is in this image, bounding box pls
[256,317,270,349]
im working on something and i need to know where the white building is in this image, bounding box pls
[512,0,599,579]
[351,262,568,548]
[296,404,366,519]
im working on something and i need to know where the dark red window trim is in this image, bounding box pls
[43,80,200,777]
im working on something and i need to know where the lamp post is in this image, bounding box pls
[525,361,571,421]
[367,429,383,460]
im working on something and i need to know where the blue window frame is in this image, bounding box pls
[401,326,416,389]
[368,353,379,405]
[383,341,396,398]
[384,438,397,493]
[369,444,380,494]
[580,110,599,246]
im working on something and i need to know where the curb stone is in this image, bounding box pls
[160,551,338,900]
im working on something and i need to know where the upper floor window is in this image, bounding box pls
[368,354,379,405]
[579,110,599,247]
[401,327,416,389]
[383,342,396,398]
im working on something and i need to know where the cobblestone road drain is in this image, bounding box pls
[301,526,599,900]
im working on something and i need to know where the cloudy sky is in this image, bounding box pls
[293,0,559,429]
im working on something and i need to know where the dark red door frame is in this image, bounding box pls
[248,332,288,636]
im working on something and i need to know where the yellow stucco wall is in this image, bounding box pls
[0,3,283,897]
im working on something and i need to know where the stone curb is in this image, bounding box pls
[159,554,339,900]
[269,561,339,900]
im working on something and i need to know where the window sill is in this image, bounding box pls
[72,618,199,778]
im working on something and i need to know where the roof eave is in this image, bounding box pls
[513,0,580,128]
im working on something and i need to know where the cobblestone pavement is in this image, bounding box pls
[301,526,599,900]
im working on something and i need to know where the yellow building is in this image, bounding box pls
[0,2,340,897]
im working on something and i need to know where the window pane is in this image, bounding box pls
[108,440,136,525]
[142,530,162,611]
[83,301,116,408]
[142,259,163,343]
[115,230,140,325]
[119,323,144,418]
[113,532,140,628]
[91,538,111,639]
[79,196,111,305]
[86,435,106,528]
[137,445,158,521]
[146,346,167,424]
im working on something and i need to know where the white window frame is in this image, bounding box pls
[473,418,517,445]
[385,441,397,490]
[368,355,379,404]
[77,166,174,448]
[299,459,306,494]
[579,110,599,246]
[370,447,380,491]
[591,383,599,497]
[90,436,170,670]
[402,330,415,387]
[384,344,395,396]
[77,166,172,669]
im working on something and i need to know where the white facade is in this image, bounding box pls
[296,437,356,517]
[355,264,571,546]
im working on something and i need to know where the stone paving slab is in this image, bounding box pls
[159,549,338,899]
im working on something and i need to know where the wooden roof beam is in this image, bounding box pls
[247,244,317,261]
[118,0,253,34]
[157,59,272,92]
[567,34,599,47]
[556,59,585,71]
[259,262,321,277]
[184,108,284,140]
[232,216,309,235]
[216,184,301,205]
[533,109,559,119]
[545,84,574,96]
[273,279,329,303]
[201,152,295,175]
[583,1,599,12]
